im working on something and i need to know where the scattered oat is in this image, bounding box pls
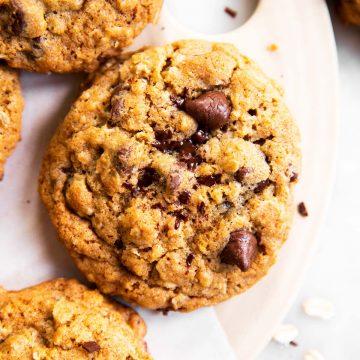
[272,324,299,345]
[303,297,335,320]
[224,6,237,18]
[267,43,279,52]
[304,349,325,360]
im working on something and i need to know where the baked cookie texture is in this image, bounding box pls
[39,40,301,312]
[0,0,163,73]
[338,0,360,25]
[0,65,23,180]
[0,278,151,359]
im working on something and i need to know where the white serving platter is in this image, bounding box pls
[0,0,338,358]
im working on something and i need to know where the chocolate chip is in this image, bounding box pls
[254,179,272,193]
[179,191,191,204]
[170,209,189,225]
[123,182,139,196]
[234,167,252,183]
[114,239,123,250]
[197,201,205,214]
[290,171,299,182]
[184,91,231,130]
[220,230,258,271]
[186,254,194,267]
[290,341,298,347]
[143,247,152,252]
[254,138,266,146]
[298,202,308,217]
[224,6,237,18]
[197,174,221,187]
[151,203,165,211]
[178,141,196,158]
[168,173,181,192]
[11,11,24,35]
[170,95,185,108]
[111,98,124,120]
[82,341,101,353]
[155,130,173,141]
[191,129,209,145]
[248,109,257,116]
[138,168,159,188]
[174,218,180,230]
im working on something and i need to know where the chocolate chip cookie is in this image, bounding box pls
[39,40,301,312]
[338,0,360,25]
[0,0,163,73]
[0,278,151,359]
[0,65,23,180]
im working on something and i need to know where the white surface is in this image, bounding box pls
[261,3,359,359]
[0,0,342,359]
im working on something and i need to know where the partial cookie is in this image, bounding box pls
[0,65,23,180]
[0,0,163,73]
[39,40,301,312]
[338,0,360,25]
[0,278,151,359]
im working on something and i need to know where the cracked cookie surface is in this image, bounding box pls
[39,40,301,312]
[0,278,151,359]
[0,65,23,180]
[0,0,162,73]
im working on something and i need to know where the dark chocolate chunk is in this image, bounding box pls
[82,341,101,353]
[178,141,196,158]
[248,109,257,116]
[224,6,237,18]
[298,202,308,217]
[138,168,160,188]
[184,91,231,130]
[174,217,180,230]
[186,254,195,267]
[220,230,258,271]
[254,179,272,194]
[179,191,191,204]
[290,171,299,182]
[234,167,252,183]
[155,130,173,141]
[197,174,221,187]
[191,129,209,145]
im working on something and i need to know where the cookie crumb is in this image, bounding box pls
[303,297,336,320]
[224,6,237,18]
[304,349,324,360]
[290,340,298,347]
[267,43,279,52]
[272,324,299,345]
[298,202,308,217]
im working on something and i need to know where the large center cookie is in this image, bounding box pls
[0,0,163,73]
[0,279,151,359]
[0,65,23,180]
[39,40,301,312]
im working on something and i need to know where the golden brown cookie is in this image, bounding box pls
[39,40,301,312]
[0,65,23,180]
[0,0,163,73]
[0,278,151,359]
[338,0,360,25]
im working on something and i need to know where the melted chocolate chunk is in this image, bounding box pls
[184,91,231,130]
[138,168,160,188]
[191,129,209,145]
[234,167,252,183]
[254,179,272,194]
[220,230,258,271]
[197,174,221,187]
[186,254,195,267]
[82,341,101,353]
[179,191,191,204]
[155,130,173,141]
[298,202,308,217]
